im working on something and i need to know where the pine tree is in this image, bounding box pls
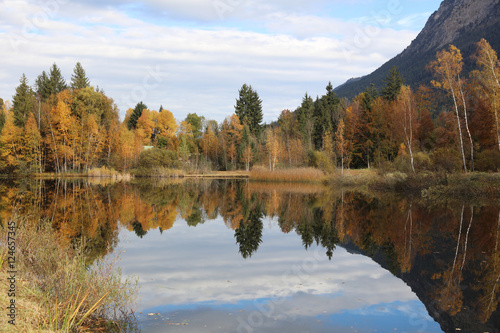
[70,62,90,90]
[12,74,35,128]
[127,101,148,130]
[234,84,263,136]
[381,66,404,102]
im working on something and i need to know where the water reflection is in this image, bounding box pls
[0,178,499,332]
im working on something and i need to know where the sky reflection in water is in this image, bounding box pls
[117,215,442,333]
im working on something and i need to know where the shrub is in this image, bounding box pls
[137,148,180,170]
[414,152,432,172]
[475,150,500,172]
[310,151,335,174]
[430,148,462,173]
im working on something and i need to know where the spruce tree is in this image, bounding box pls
[296,93,315,148]
[12,74,35,128]
[35,63,68,101]
[35,71,51,101]
[381,66,404,102]
[70,62,90,90]
[48,63,68,95]
[312,82,341,149]
[127,101,148,130]
[234,84,263,136]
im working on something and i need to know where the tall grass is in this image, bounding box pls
[88,166,133,181]
[250,166,326,183]
[0,215,138,333]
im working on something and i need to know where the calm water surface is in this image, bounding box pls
[3,178,500,332]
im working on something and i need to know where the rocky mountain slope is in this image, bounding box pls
[334,0,500,99]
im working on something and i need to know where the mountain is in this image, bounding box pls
[334,0,500,99]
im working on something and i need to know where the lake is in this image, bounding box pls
[3,178,500,332]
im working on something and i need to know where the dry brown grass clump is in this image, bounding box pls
[0,215,138,333]
[250,166,326,183]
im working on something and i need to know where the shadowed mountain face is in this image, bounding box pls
[335,0,500,99]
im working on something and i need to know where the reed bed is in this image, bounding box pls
[87,166,133,180]
[0,215,138,332]
[249,166,326,183]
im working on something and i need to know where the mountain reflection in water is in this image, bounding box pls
[1,178,499,332]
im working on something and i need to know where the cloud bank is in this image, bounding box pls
[0,0,436,122]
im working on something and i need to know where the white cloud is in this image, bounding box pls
[0,0,424,123]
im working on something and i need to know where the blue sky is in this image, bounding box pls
[0,0,442,123]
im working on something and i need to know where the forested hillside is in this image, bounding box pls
[335,0,500,99]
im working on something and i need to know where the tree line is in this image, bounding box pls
[1,38,499,175]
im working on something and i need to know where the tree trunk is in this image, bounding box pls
[449,83,468,173]
[459,81,474,171]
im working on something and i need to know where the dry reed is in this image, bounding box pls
[249,166,326,183]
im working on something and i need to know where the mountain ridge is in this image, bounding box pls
[334,0,500,99]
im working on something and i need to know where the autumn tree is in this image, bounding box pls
[278,109,301,167]
[0,111,21,172]
[135,109,155,146]
[185,113,205,139]
[200,120,219,166]
[335,119,349,175]
[22,113,42,173]
[220,114,243,169]
[265,126,280,171]
[429,45,471,172]
[394,85,417,173]
[12,74,35,128]
[474,38,500,152]
[234,84,263,136]
[156,108,178,150]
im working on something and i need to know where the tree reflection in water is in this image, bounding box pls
[0,178,499,331]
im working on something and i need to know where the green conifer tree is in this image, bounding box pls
[234,84,263,136]
[12,74,35,128]
[127,101,148,130]
[70,62,90,90]
[381,66,404,102]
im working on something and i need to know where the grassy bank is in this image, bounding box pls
[0,215,138,332]
[326,169,500,198]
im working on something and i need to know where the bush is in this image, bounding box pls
[414,152,432,172]
[393,154,411,173]
[431,148,462,173]
[137,148,180,170]
[310,151,335,174]
[475,150,500,172]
